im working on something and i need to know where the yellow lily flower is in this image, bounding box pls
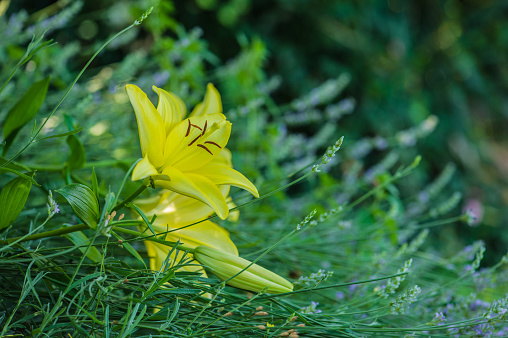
[126,83,259,220]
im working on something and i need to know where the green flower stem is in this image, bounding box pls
[112,185,148,212]
[20,159,138,172]
[1,223,89,245]
[113,226,194,252]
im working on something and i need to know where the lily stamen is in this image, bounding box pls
[201,120,208,136]
[197,144,213,155]
[186,119,205,137]
[191,123,202,131]
[205,141,222,149]
[188,134,202,146]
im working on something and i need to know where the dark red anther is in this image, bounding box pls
[190,123,202,131]
[185,119,191,137]
[188,134,202,146]
[205,141,222,149]
[201,120,208,136]
[197,144,213,155]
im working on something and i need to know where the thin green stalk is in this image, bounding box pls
[0,33,52,96]
[0,223,88,245]
[112,184,148,212]
[342,156,421,213]
[111,159,142,212]
[113,226,194,252]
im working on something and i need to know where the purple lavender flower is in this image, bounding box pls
[433,312,446,325]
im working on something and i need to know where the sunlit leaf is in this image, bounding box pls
[112,232,146,267]
[2,77,50,153]
[66,134,86,170]
[64,231,102,263]
[56,184,100,229]
[0,172,35,230]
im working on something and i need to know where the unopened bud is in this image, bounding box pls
[193,246,293,294]
[256,325,266,330]
[255,311,269,316]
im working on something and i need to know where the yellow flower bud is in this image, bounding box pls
[193,246,293,294]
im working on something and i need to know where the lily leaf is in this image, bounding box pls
[57,184,100,229]
[2,77,50,154]
[112,232,146,268]
[66,134,86,170]
[0,167,40,186]
[0,172,35,230]
[64,231,102,263]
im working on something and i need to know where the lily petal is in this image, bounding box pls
[132,155,159,181]
[226,196,240,222]
[155,166,229,219]
[211,148,233,167]
[190,83,222,117]
[152,221,238,255]
[163,114,231,171]
[171,91,188,119]
[189,164,259,198]
[126,84,166,168]
[138,186,231,225]
[145,241,205,275]
[152,86,182,134]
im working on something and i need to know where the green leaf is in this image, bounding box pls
[112,232,146,268]
[0,167,40,186]
[56,184,100,229]
[64,231,102,263]
[0,172,34,230]
[66,134,86,170]
[2,77,50,153]
[129,203,156,236]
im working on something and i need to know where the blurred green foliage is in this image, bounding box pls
[173,0,508,261]
[1,1,508,336]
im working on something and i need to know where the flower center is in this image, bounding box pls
[184,119,223,155]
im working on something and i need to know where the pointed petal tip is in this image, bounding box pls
[151,85,161,94]
[132,156,158,181]
[125,84,141,94]
[216,207,229,220]
[251,187,260,199]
